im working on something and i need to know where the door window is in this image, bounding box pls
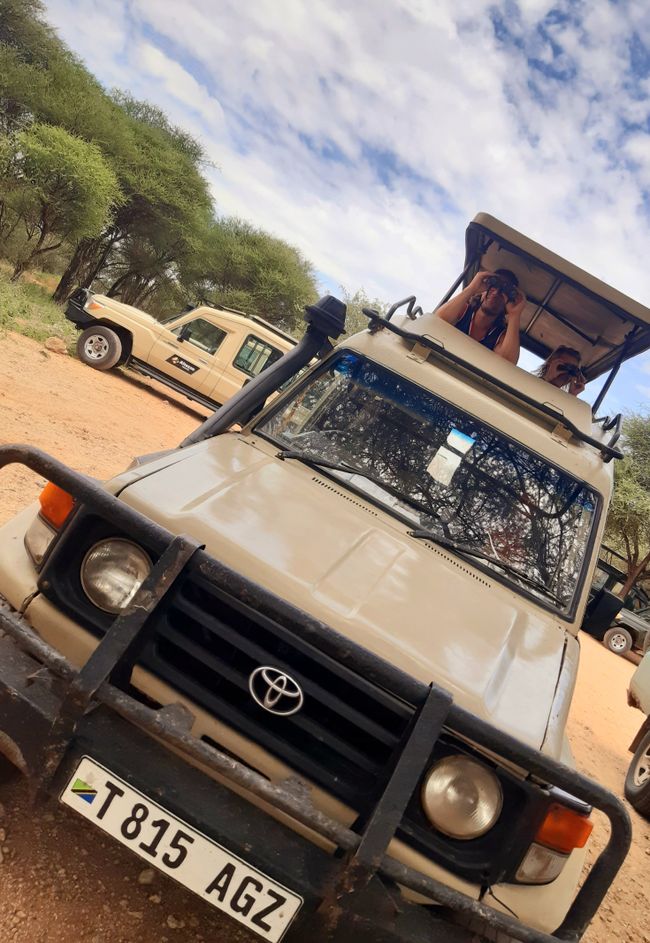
[171,318,227,356]
[234,335,283,377]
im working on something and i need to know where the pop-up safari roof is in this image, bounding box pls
[459,214,650,392]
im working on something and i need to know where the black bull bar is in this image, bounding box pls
[0,445,632,943]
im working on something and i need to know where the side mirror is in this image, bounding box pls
[178,324,192,342]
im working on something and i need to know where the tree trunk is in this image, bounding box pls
[84,237,120,287]
[10,260,27,282]
[106,272,133,298]
[620,553,650,598]
[52,232,121,303]
[52,240,89,302]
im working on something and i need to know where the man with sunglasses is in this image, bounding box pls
[434,268,526,364]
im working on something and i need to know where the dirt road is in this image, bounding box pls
[0,331,648,942]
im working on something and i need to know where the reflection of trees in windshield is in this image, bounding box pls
[259,352,597,610]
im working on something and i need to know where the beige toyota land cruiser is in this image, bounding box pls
[0,215,643,943]
[65,290,296,411]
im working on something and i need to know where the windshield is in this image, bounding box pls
[257,351,599,614]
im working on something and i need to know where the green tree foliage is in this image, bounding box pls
[0,0,123,140]
[605,412,650,596]
[180,218,318,333]
[0,0,320,329]
[0,123,120,279]
[52,93,213,304]
[340,287,388,336]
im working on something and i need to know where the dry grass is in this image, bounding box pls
[0,265,76,352]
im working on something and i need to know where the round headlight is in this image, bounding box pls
[421,754,503,840]
[81,539,152,614]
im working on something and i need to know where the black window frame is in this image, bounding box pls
[233,334,283,378]
[171,317,228,357]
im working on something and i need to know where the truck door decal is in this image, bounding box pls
[166,354,200,375]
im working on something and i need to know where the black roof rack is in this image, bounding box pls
[361,306,623,462]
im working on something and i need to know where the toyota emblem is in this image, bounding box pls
[248,666,304,716]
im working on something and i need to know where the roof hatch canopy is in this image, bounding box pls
[460,213,650,382]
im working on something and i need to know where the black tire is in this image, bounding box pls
[625,729,650,817]
[77,325,122,370]
[603,626,633,655]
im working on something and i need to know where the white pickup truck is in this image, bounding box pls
[65,289,296,411]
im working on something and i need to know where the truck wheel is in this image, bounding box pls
[77,326,122,370]
[625,729,650,817]
[603,627,633,655]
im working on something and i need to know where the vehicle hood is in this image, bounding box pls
[91,293,158,325]
[118,436,569,753]
[617,609,649,632]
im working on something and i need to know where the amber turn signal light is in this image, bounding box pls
[39,482,75,528]
[535,803,593,854]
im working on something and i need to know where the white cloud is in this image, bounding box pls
[136,43,226,135]
[42,0,650,323]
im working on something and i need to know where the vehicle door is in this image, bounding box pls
[147,316,229,395]
[209,332,285,404]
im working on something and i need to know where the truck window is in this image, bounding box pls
[257,350,599,614]
[171,318,227,356]
[234,335,283,377]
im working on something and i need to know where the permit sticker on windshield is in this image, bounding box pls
[427,428,475,486]
[447,428,475,454]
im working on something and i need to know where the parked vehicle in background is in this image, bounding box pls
[65,288,296,411]
[0,214,643,942]
[626,653,650,817]
[606,605,650,656]
[582,547,650,655]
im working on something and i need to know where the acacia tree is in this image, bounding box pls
[180,218,318,332]
[0,122,120,280]
[0,1,320,324]
[605,413,650,597]
[340,287,389,336]
[51,94,212,303]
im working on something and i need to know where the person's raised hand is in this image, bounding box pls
[506,288,526,321]
[569,372,586,396]
[467,270,494,295]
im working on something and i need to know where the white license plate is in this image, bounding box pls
[61,757,303,942]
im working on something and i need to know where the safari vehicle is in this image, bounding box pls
[0,213,647,943]
[65,288,296,410]
[607,605,650,656]
[582,548,650,655]
[625,653,650,817]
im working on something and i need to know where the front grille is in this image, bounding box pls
[38,512,414,808]
[139,569,414,809]
[41,513,537,883]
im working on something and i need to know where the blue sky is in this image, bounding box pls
[43,0,650,412]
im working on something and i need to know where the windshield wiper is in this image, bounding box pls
[408,528,564,605]
[276,449,441,522]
